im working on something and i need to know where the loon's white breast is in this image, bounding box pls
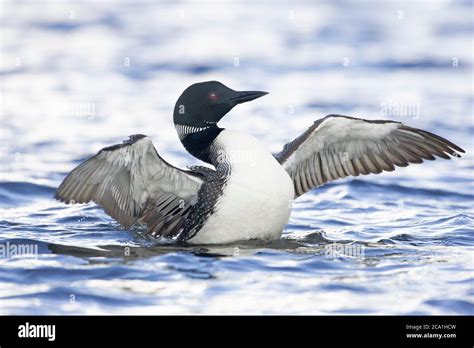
[187,130,295,244]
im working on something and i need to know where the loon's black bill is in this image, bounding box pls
[230,91,268,104]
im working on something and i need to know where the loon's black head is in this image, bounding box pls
[174,81,267,164]
[173,81,268,129]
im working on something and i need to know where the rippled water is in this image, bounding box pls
[1,0,473,314]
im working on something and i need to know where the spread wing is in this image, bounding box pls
[55,134,205,237]
[275,115,465,197]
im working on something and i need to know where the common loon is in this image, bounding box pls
[55,81,465,244]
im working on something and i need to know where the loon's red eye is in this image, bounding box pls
[208,92,218,101]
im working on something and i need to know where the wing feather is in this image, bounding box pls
[275,115,465,197]
[55,134,205,236]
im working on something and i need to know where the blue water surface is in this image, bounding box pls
[0,0,473,314]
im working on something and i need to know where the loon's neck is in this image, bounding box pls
[177,124,224,165]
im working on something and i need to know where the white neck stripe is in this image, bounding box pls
[175,124,211,139]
